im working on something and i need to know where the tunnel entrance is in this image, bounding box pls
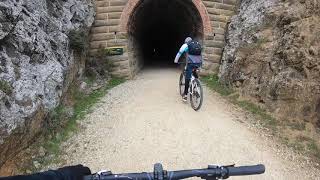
[127,0,204,67]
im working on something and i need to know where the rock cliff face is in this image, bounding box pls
[220,0,320,126]
[0,0,94,167]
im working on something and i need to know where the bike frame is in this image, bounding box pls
[189,73,197,95]
[183,63,199,96]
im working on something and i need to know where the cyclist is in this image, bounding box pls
[174,37,202,102]
[0,164,90,180]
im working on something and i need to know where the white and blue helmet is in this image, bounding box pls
[185,37,192,43]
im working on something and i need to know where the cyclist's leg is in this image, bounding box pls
[193,63,201,69]
[191,63,201,78]
[184,63,193,95]
[184,80,190,95]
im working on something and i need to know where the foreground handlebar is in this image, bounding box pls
[84,164,265,180]
[227,164,265,176]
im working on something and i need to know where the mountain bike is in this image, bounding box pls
[178,62,203,111]
[84,163,265,180]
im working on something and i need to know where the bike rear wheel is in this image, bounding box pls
[190,78,203,111]
[179,72,185,96]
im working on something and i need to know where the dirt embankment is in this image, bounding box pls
[220,0,320,128]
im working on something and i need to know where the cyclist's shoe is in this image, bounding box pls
[182,95,188,102]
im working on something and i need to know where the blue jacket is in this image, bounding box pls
[174,43,202,64]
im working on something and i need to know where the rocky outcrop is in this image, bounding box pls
[0,0,94,167]
[220,0,320,126]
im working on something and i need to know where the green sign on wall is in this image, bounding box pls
[105,47,124,56]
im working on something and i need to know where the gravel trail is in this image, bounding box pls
[61,68,318,179]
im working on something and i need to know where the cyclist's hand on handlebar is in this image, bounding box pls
[0,164,91,180]
[56,164,91,180]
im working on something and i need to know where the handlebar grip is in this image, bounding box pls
[227,164,265,176]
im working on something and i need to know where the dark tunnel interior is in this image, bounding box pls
[128,0,203,67]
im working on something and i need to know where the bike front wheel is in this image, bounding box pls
[179,72,185,96]
[190,78,203,111]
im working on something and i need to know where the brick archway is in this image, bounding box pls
[90,0,237,78]
[119,0,212,35]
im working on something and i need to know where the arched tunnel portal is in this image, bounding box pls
[127,0,204,67]
[90,0,237,78]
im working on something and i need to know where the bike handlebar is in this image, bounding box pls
[227,164,265,176]
[83,164,265,180]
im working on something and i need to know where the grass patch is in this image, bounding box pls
[202,74,277,130]
[289,141,305,152]
[37,77,125,170]
[296,135,313,142]
[234,99,277,130]
[84,75,96,86]
[307,141,320,159]
[287,121,306,131]
[202,74,233,96]
[286,136,320,159]
[280,137,290,145]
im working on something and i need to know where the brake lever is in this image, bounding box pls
[222,164,235,168]
[90,170,113,180]
[207,164,235,168]
[97,170,112,175]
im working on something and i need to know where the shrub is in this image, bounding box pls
[68,29,88,52]
[0,80,12,95]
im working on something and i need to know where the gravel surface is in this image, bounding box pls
[60,68,319,179]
